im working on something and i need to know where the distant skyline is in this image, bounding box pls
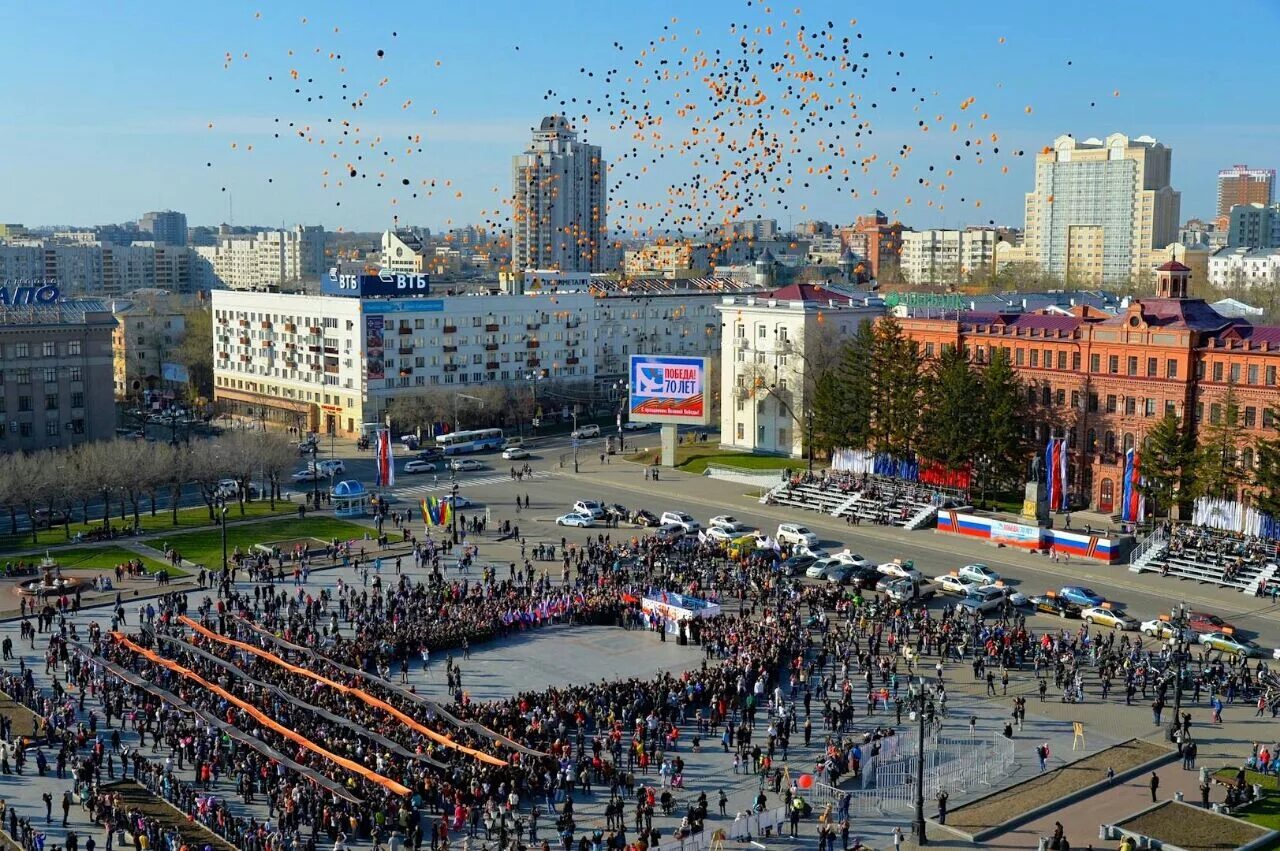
[2,1,1277,234]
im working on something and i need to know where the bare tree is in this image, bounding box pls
[0,454,21,536]
[190,440,232,520]
[222,431,263,516]
[257,432,298,508]
[160,444,193,526]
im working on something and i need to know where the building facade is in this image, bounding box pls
[897,264,1280,512]
[194,226,326,291]
[511,116,606,274]
[0,300,116,451]
[623,243,712,277]
[1019,134,1181,285]
[110,292,189,400]
[0,242,199,297]
[717,284,883,458]
[1227,203,1280,249]
[1208,247,1280,289]
[138,210,188,246]
[1217,165,1275,225]
[900,228,999,284]
[837,212,903,280]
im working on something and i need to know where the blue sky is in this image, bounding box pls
[1,0,1276,234]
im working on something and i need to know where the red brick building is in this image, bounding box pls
[897,263,1280,512]
[837,211,903,280]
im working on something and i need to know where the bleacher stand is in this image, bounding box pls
[1134,522,1280,593]
[762,470,967,528]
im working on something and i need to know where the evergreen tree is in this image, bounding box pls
[917,345,981,468]
[975,348,1030,491]
[1193,385,1248,500]
[868,317,923,456]
[1143,410,1197,517]
[1253,406,1280,518]
[815,321,874,450]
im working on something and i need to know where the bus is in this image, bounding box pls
[436,428,505,455]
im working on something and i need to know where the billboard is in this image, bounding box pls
[365,315,385,380]
[323,268,430,298]
[628,355,709,425]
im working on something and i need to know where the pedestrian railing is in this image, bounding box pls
[1127,527,1168,573]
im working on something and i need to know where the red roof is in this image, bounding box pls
[1156,260,1191,272]
[768,283,852,304]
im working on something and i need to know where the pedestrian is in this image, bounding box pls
[1036,743,1049,773]
[1149,771,1160,802]
[936,791,948,825]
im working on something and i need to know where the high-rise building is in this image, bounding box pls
[138,210,189,246]
[193,225,326,290]
[1216,164,1275,224]
[511,116,607,274]
[1227,203,1280,249]
[1020,134,1181,285]
[900,228,1000,284]
[720,219,779,241]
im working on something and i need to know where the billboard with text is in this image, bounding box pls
[628,355,709,426]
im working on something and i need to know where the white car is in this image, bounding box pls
[794,543,830,559]
[1081,605,1139,631]
[705,527,736,543]
[215,479,240,499]
[571,424,601,439]
[831,551,873,569]
[709,515,740,529]
[806,558,837,579]
[958,563,1000,586]
[776,523,820,547]
[573,500,605,518]
[935,574,980,595]
[313,459,345,476]
[291,469,322,482]
[450,458,483,472]
[502,447,530,460]
[622,421,649,431]
[877,560,919,579]
[660,511,701,533]
[404,459,437,474]
[556,512,595,528]
[1140,619,1195,642]
[440,494,472,508]
[712,521,755,537]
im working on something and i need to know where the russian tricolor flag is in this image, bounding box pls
[1121,448,1144,523]
[375,429,395,488]
[1044,438,1069,511]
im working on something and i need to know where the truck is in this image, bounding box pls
[884,577,938,604]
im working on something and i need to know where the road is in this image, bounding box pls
[292,433,1280,654]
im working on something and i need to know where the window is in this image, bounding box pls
[778,428,788,445]
[1108,355,1119,374]
[42,368,56,383]
[1088,393,1099,413]
[1104,431,1116,453]
[1212,362,1223,382]
[1127,357,1137,376]
[45,421,59,437]
[1195,402,1203,423]
[14,343,28,358]
[1245,406,1257,428]
[1070,390,1080,410]
[925,342,935,357]
[1029,350,1038,367]
[1086,428,1097,451]
[1123,433,1135,453]
[1147,358,1157,378]
[757,325,767,339]
[1209,403,1221,424]
[1248,365,1259,385]
[42,342,55,357]
[1166,359,1177,379]
[17,395,30,412]
[1055,389,1066,406]
[1230,363,1241,383]
[1089,354,1100,373]
[1015,348,1025,366]
[1072,352,1081,371]
[1268,366,1277,386]
[1144,398,1156,417]
[1266,409,1276,429]
[67,341,80,356]
[1124,397,1136,416]
[18,422,30,437]
[15,369,29,385]
[1166,401,1177,417]
[1058,351,1067,370]
[736,423,744,440]
[1106,394,1117,413]
[1041,386,1051,405]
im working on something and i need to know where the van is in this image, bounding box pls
[728,534,759,560]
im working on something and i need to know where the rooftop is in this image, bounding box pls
[0,299,116,327]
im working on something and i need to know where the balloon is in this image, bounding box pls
[797,774,814,789]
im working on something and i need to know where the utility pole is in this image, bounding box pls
[913,677,929,845]
[1170,601,1189,742]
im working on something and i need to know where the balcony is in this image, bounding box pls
[325,365,340,375]
[309,326,322,335]
[484,343,498,351]
[443,345,458,353]
[261,321,273,330]
[398,346,414,355]
[443,324,458,333]
[398,326,412,335]
[238,319,249,328]
[527,340,540,349]
[735,337,750,349]
[566,357,579,365]
[566,320,581,329]
[399,368,413,377]
[485,324,500,332]
[486,362,499,370]
[443,364,459,373]
[285,323,297,333]
[239,336,250,345]
[526,323,540,331]
[526,358,540,367]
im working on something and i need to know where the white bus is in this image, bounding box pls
[436,428,505,455]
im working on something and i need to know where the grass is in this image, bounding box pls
[146,517,371,568]
[21,546,184,577]
[0,498,296,554]
[101,781,239,851]
[0,690,42,738]
[625,444,800,475]
[946,739,1171,834]
[1214,769,1280,831]
[1118,800,1269,851]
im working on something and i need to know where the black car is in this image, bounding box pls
[604,503,629,521]
[631,509,659,527]
[779,555,817,577]
[416,448,444,462]
[31,509,68,529]
[847,565,883,591]
[1027,594,1082,619]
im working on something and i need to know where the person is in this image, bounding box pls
[1118,836,1136,851]
[1050,821,1065,850]
[1200,780,1211,809]
[1036,743,1049,772]
[1149,771,1160,802]
[936,791,948,825]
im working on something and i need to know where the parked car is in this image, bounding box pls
[776,523,820,547]
[956,586,1010,615]
[660,511,701,533]
[1081,605,1139,631]
[1027,593,1082,619]
[709,515,740,529]
[935,574,980,596]
[958,563,1000,586]
[846,565,884,591]
[450,458,483,472]
[706,526,737,544]
[631,509,659,527]
[805,558,837,580]
[573,500,606,519]
[712,521,755,538]
[604,504,629,522]
[404,459,437,474]
[556,512,595,528]
[1187,611,1236,635]
[877,560,922,580]
[1140,618,1196,642]
[291,469,323,482]
[778,555,817,577]
[830,551,873,569]
[502,447,531,460]
[312,459,345,476]
[31,508,68,529]
[570,424,601,439]
[793,543,829,560]
[1058,586,1105,607]
[416,448,444,462]
[398,434,420,450]
[1199,631,1264,658]
[621,421,649,431]
[654,523,686,542]
[886,578,938,603]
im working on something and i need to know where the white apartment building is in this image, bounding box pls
[1208,247,1280,289]
[901,228,999,284]
[381,230,428,274]
[195,225,326,291]
[511,115,606,274]
[212,277,762,436]
[717,284,883,458]
[0,242,196,297]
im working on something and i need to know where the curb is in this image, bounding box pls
[943,741,1180,844]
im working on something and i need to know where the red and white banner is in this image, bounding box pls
[375,429,395,487]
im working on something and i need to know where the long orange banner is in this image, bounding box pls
[112,632,412,796]
[177,616,507,767]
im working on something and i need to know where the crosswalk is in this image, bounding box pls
[390,470,552,497]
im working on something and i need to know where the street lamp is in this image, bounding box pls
[450,473,459,545]
[310,445,320,509]
[1169,601,1190,741]
[217,498,229,576]
[912,676,930,845]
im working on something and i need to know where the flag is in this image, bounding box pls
[1044,438,1068,511]
[420,498,430,525]
[375,430,395,488]
[440,499,452,528]
[1121,449,1144,523]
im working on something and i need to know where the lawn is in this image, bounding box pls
[946,739,1170,835]
[625,444,801,475]
[147,517,372,568]
[1214,769,1280,831]
[0,498,296,554]
[29,546,181,576]
[1118,800,1269,851]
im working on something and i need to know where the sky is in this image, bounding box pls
[1,0,1277,236]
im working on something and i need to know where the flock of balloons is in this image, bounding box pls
[209,6,1118,249]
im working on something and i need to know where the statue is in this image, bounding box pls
[1029,454,1042,482]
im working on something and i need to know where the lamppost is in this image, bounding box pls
[217,497,229,576]
[912,676,930,845]
[310,445,320,509]
[1169,601,1190,741]
[450,473,460,545]
[571,406,580,473]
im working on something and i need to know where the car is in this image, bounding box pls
[935,574,980,596]
[297,441,318,456]
[956,586,1011,615]
[556,512,596,528]
[404,459,437,474]
[793,543,830,560]
[845,565,883,591]
[502,437,526,450]
[440,494,472,508]
[312,459,345,476]
[631,509,659,527]
[31,508,68,529]
[776,523,820,547]
[570,424,601,439]
[825,563,863,585]
[1081,605,1139,631]
[1058,586,1105,607]
[416,448,444,462]
[1187,612,1236,635]
[291,469,323,482]
[806,558,837,579]
[1140,619,1196,642]
[712,521,755,537]
[398,434,420,450]
[604,504,629,521]
[709,515,740,529]
[621,421,649,431]
[830,551,873,569]
[573,500,606,519]
[877,559,921,580]
[450,458,483,472]
[1199,631,1263,658]
[1026,594,1082,619]
[705,526,737,544]
[660,511,701,533]
[958,563,1000,586]
[654,523,686,542]
[501,446,531,460]
[215,479,240,499]
[778,555,817,577]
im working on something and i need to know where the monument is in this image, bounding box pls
[1020,455,1051,527]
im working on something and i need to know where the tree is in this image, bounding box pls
[1253,407,1280,518]
[176,302,214,401]
[221,431,264,516]
[1143,410,1197,518]
[917,345,981,469]
[867,317,923,455]
[258,432,299,508]
[975,348,1031,494]
[1194,385,1248,500]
